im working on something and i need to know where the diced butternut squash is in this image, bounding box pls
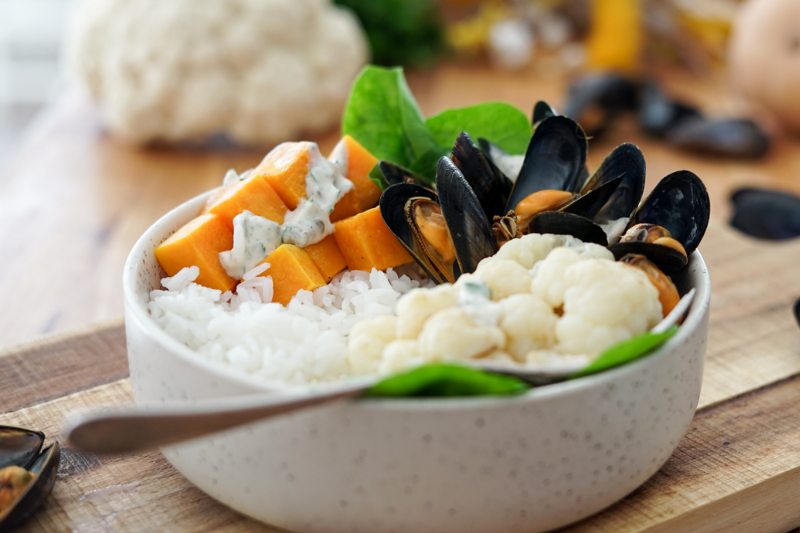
[154,215,237,292]
[304,234,347,282]
[329,188,360,222]
[258,244,326,305]
[333,207,413,272]
[254,142,312,210]
[332,135,381,211]
[201,175,288,230]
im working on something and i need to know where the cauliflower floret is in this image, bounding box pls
[555,259,662,355]
[470,259,533,300]
[67,0,368,145]
[493,233,586,269]
[379,340,423,375]
[499,294,558,361]
[418,308,506,361]
[529,245,614,308]
[347,315,398,375]
[395,284,458,339]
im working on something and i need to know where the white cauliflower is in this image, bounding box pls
[379,340,423,375]
[529,245,614,308]
[499,294,558,361]
[67,0,368,145]
[418,307,506,362]
[469,259,533,300]
[555,260,662,355]
[395,284,459,339]
[493,233,587,269]
[347,315,398,375]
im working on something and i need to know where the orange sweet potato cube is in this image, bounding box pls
[304,234,347,282]
[329,188,360,223]
[331,135,381,211]
[154,215,237,292]
[258,244,326,305]
[333,207,413,272]
[201,175,288,229]
[253,142,312,210]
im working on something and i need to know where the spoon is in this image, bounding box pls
[65,290,695,456]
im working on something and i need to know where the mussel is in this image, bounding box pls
[0,426,60,530]
[450,132,513,223]
[729,187,800,240]
[665,117,770,159]
[609,170,710,273]
[374,160,430,188]
[638,81,702,138]
[563,73,641,137]
[380,158,497,284]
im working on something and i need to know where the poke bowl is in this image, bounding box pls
[123,67,711,533]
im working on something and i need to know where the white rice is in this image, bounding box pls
[148,265,433,384]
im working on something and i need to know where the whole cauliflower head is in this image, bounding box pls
[555,259,662,355]
[67,0,368,145]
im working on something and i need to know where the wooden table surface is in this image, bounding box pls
[2,64,800,532]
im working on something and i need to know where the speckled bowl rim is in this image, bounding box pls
[124,189,711,411]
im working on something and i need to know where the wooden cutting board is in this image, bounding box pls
[2,219,800,533]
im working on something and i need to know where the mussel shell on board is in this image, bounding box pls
[437,157,499,275]
[578,143,645,228]
[729,187,800,240]
[666,118,770,159]
[563,73,641,137]
[637,82,702,138]
[505,115,588,212]
[0,427,43,471]
[451,131,513,223]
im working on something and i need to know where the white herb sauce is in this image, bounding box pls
[219,143,355,279]
[488,144,525,183]
[458,280,503,327]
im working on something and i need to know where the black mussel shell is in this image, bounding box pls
[379,183,445,283]
[1,442,60,530]
[638,82,702,138]
[561,175,624,221]
[532,101,557,125]
[730,187,800,240]
[628,170,710,256]
[794,298,800,329]
[0,427,44,471]
[376,161,430,188]
[451,132,513,222]
[506,116,588,212]
[563,73,641,137]
[477,139,525,183]
[579,143,646,228]
[437,157,499,276]
[608,241,687,274]
[666,118,770,159]
[527,211,608,246]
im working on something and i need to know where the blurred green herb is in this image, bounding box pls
[570,326,678,379]
[363,363,531,398]
[368,164,389,192]
[334,0,444,67]
[343,66,531,182]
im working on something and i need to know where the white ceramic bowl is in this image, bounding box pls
[124,190,710,533]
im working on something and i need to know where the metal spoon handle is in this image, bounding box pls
[65,383,369,455]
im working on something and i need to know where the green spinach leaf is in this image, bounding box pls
[368,163,389,192]
[342,66,439,173]
[363,363,530,398]
[426,102,532,155]
[570,326,679,379]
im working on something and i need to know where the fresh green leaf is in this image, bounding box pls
[363,363,530,398]
[368,163,388,192]
[570,326,679,379]
[407,145,450,183]
[426,102,532,155]
[342,66,440,171]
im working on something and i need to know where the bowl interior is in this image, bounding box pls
[124,189,711,400]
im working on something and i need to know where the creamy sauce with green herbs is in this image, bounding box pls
[219,143,355,279]
[458,280,502,327]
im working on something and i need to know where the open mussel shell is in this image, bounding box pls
[561,175,624,222]
[527,211,608,246]
[563,73,641,137]
[637,81,702,138]
[0,427,44,471]
[729,187,800,240]
[609,241,687,274]
[477,139,524,183]
[0,442,60,530]
[579,143,646,232]
[532,101,557,126]
[380,183,445,283]
[376,161,430,188]
[506,115,588,212]
[437,157,499,275]
[451,131,513,223]
[665,117,770,159]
